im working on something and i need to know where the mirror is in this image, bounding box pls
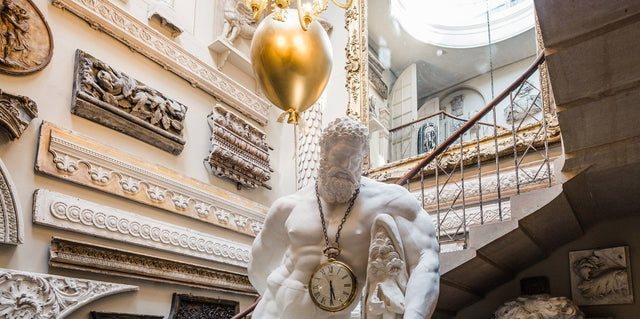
[352,0,539,170]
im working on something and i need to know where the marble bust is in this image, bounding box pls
[248,117,440,319]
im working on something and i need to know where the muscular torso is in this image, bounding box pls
[257,178,410,318]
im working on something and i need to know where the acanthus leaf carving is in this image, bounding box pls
[0,267,137,318]
[0,158,23,245]
[0,89,37,140]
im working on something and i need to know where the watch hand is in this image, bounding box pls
[329,280,336,304]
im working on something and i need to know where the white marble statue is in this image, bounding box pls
[248,117,440,319]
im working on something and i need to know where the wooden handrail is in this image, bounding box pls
[395,51,546,186]
[231,298,260,319]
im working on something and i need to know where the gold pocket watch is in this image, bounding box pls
[308,258,358,312]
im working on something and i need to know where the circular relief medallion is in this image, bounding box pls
[0,0,53,75]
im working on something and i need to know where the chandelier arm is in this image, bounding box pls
[296,0,310,31]
[330,0,352,9]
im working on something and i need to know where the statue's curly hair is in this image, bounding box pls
[319,116,369,157]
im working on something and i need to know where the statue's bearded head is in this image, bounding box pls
[318,117,369,204]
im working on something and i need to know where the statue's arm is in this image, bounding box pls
[391,191,440,319]
[248,196,292,294]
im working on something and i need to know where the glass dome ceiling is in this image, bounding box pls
[390,0,534,48]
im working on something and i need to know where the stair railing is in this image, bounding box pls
[395,51,556,249]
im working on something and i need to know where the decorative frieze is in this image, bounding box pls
[0,267,137,318]
[0,88,37,140]
[169,294,239,319]
[33,189,252,268]
[0,0,53,75]
[344,0,368,128]
[0,158,23,245]
[206,104,271,188]
[35,122,267,237]
[51,0,270,125]
[50,236,257,295]
[72,50,187,155]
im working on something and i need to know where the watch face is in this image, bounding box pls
[308,260,358,312]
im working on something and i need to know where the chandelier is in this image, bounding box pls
[243,0,353,30]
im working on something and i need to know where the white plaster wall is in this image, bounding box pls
[0,0,347,317]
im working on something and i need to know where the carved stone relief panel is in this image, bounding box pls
[72,50,188,155]
[50,236,257,295]
[206,104,272,189]
[91,312,163,319]
[35,122,267,237]
[0,0,53,75]
[220,0,256,45]
[493,294,584,319]
[0,158,23,245]
[33,189,252,268]
[569,246,633,306]
[0,267,137,318]
[169,294,239,319]
[51,0,270,125]
[0,88,37,140]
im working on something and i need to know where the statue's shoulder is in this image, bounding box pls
[361,177,422,216]
[268,184,315,211]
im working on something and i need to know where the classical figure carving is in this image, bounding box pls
[569,246,633,305]
[49,237,257,295]
[73,50,188,154]
[206,104,271,188]
[169,294,238,319]
[0,88,36,140]
[0,267,137,318]
[0,158,22,245]
[0,0,52,75]
[222,0,256,44]
[493,294,584,319]
[248,117,439,319]
[51,0,270,125]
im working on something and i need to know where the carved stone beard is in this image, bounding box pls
[317,157,360,204]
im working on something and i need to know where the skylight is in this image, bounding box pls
[390,0,534,48]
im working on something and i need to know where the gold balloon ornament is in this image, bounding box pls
[250,9,333,125]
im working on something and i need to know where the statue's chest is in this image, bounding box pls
[285,204,370,248]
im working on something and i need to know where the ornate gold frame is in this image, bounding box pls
[344,0,369,128]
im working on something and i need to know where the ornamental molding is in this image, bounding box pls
[345,0,368,127]
[206,104,271,189]
[0,88,38,140]
[35,122,267,237]
[72,49,188,155]
[0,158,23,245]
[0,267,137,318]
[51,0,270,126]
[33,189,252,268]
[49,237,257,296]
[296,101,323,190]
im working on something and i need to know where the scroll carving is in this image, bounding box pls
[0,0,53,75]
[344,0,368,127]
[0,88,36,140]
[50,237,257,295]
[33,189,252,268]
[206,104,271,188]
[0,267,137,318]
[51,0,270,125]
[72,49,188,155]
[0,158,22,245]
[35,122,267,237]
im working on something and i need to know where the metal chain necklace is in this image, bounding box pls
[314,181,360,258]
[309,181,361,311]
